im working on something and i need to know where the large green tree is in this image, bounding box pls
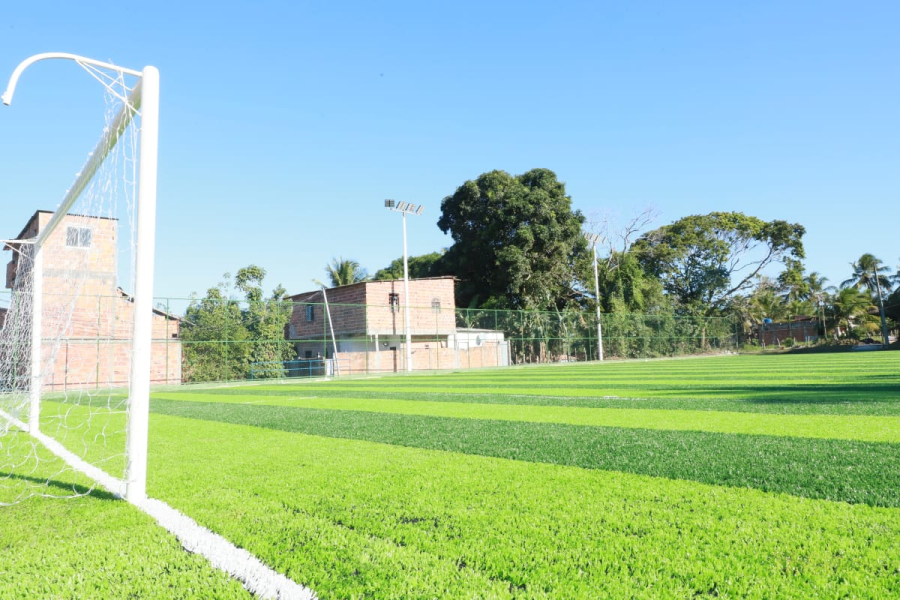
[373,252,445,281]
[437,168,588,309]
[632,212,805,315]
[590,250,669,314]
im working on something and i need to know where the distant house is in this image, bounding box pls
[286,276,509,373]
[758,316,819,346]
[2,210,181,390]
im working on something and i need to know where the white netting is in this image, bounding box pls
[0,63,141,504]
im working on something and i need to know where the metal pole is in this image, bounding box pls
[29,245,42,434]
[592,243,604,361]
[126,65,160,503]
[320,286,341,377]
[874,268,890,347]
[402,212,412,372]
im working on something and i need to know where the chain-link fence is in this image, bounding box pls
[0,291,737,387]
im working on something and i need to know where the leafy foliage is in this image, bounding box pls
[372,251,445,281]
[633,212,805,315]
[591,250,669,314]
[181,266,294,382]
[438,168,588,310]
[841,253,893,294]
[324,257,368,287]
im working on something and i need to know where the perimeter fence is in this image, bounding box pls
[0,291,737,388]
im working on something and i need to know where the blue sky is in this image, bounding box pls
[1,1,897,309]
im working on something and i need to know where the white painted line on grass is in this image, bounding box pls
[137,497,317,600]
[0,408,318,600]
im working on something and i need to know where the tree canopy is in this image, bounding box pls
[437,168,588,310]
[181,265,293,382]
[841,253,893,294]
[373,252,445,281]
[632,212,805,315]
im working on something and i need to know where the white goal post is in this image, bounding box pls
[2,53,159,503]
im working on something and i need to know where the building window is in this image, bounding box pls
[431,298,441,312]
[389,293,400,313]
[305,304,315,322]
[304,350,312,359]
[65,226,92,248]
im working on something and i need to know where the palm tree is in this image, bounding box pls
[841,253,893,294]
[325,257,368,287]
[804,272,835,338]
[831,287,876,340]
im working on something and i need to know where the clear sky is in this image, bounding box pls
[1,1,897,309]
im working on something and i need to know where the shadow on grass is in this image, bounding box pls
[0,470,119,501]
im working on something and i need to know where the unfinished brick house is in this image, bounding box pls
[3,210,181,390]
[287,276,508,373]
[758,316,819,346]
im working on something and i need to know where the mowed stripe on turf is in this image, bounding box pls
[154,392,900,443]
[150,413,900,600]
[150,398,900,507]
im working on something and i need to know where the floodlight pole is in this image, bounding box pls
[874,267,889,347]
[585,233,604,361]
[401,211,412,372]
[385,200,424,373]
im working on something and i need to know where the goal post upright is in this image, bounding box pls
[2,54,160,503]
[28,245,41,434]
[125,65,159,503]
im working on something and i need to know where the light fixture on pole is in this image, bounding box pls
[584,232,604,361]
[385,199,424,372]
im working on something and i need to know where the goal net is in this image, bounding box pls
[0,56,160,505]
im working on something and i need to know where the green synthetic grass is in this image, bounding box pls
[5,351,900,598]
[149,414,900,600]
[155,391,900,443]
[199,351,900,415]
[0,449,251,599]
[150,398,900,507]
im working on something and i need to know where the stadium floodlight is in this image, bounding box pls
[1,53,158,504]
[384,199,396,208]
[384,200,425,372]
[584,232,604,361]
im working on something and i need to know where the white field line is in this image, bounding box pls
[0,407,125,497]
[0,408,317,600]
[137,497,316,600]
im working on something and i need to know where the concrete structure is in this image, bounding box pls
[3,210,181,390]
[287,277,508,373]
[758,316,819,346]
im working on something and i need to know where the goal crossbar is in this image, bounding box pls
[36,80,143,250]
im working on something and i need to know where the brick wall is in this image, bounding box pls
[332,341,505,374]
[4,212,182,390]
[759,320,818,346]
[287,277,457,340]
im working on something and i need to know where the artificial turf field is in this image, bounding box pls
[2,352,900,598]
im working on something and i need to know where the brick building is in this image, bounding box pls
[758,316,819,346]
[287,276,508,373]
[3,210,181,390]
